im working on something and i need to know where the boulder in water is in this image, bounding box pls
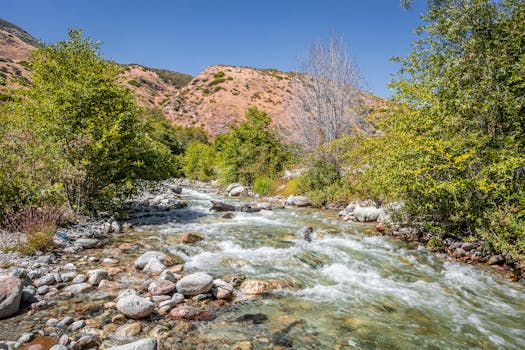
[285,195,312,207]
[116,295,154,319]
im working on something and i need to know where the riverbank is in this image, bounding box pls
[1,179,525,350]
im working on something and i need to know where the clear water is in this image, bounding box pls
[140,186,525,350]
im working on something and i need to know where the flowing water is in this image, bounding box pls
[134,186,525,350]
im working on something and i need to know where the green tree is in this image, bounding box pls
[7,30,176,214]
[353,0,525,259]
[214,107,291,185]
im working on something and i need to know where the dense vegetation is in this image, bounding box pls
[182,107,292,189]
[285,0,525,262]
[0,30,201,249]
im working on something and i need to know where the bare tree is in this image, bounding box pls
[284,35,365,150]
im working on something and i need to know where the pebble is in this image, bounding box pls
[87,269,108,286]
[106,338,157,350]
[69,320,85,331]
[176,272,213,296]
[58,334,69,345]
[56,316,74,328]
[71,274,87,284]
[115,322,142,337]
[116,295,154,319]
[148,279,177,296]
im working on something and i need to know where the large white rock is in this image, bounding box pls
[116,295,154,319]
[285,195,312,207]
[176,272,213,296]
[225,183,242,193]
[229,186,248,197]
[352,206,382,222]
[0,275,22,319]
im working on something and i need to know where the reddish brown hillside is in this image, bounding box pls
[164,65,388,137]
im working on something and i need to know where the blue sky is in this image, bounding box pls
[2,0,427,97]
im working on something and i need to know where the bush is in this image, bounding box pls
[2,206,67,255]
[253,175,274,196]
[214,107,291,185]
[127,79,141,87]
[213,71,225,78]
[182,141,216,181]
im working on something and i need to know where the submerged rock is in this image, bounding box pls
[176,272,213,296]
[179,232,205,244]
[148,279,177,296]
[0,275,22,319]
[169,305,215,320]
[240,279,269,295]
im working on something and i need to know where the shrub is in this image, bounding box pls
[3,206,66,255]
[214,107,291,185]
[127,79,141,87]
[182,142,216,181]
[280,179,298,197]
[253,175,274,196]
[213,71,225,78]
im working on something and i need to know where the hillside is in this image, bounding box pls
[0,18,386,138]
[0,18,190,109]
[164,65,387,137]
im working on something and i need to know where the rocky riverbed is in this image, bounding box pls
[1,179,525,350]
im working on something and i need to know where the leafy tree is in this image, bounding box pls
[215,107,291,185]
[6,30,176,214]
[348,0,525,259]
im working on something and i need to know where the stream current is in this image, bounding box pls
[137,186,525,349]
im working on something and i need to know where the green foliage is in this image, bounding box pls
[337,0,525,261]
[127,79,141,87]
[214,107,291,185]
[213,71,225,79]
[147,67,192,88]
[182,141,216,181]
[0,30,179,217]
[253,175,274,195]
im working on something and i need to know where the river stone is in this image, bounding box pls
[211,279,234,300]
[116,295,154,319]
[176,272,213,296]
[134,251,171,270]
[256,202,273,210]
[62,283,92,294]
[148,279,177,296]
[116,289,138,301]
[229,186,248,197]
[169,305,215,320]
[115,322,142,337]
[87,269,108,286]
[33,274,55,287]
[50,345,68,350]
[106,338,157,350]
[179,232,204,244]
[60,272,77,282]
[143,258,166,273]
[159,269,178,282]
[72,274,87,284]
[0,275,23,318]
[240,279,269,295]
[226,183,243,193]
[352,206,382,222]
[74,238,99,249]
[285,195,312,207]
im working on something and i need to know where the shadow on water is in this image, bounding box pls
[127,207,211,226]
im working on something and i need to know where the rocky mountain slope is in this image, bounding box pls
[1,18,387,138]
[164,65,387,137]
[0,18,190,109]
